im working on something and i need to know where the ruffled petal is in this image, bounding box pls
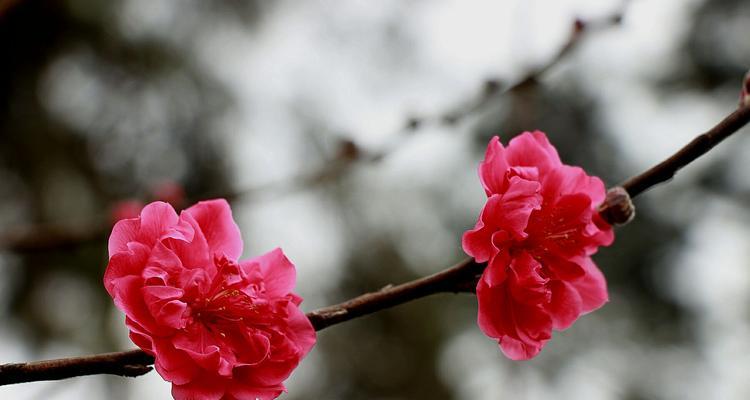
[240,248,296,298]
[542,253,585,281]
[478,136,510,196]
[183,199,243,260]
[492,176,542,240]
[228,382,284,400]
[235,332,271,366]
[480,236,510,287]
[505,131,562,178]
[570,257,608,313]
[462,195,506,263]
[499,335,545,361]
[152,338,200,385]
[283,302,317,357]
[164,211,212,270]
[173,326,234,377]
[171,374,227,400]
[476,280,507,340]
[477,259,552,360]
[108,202,179,257]
[541,165,606,205]
[110,275,168,335]
[507,253,549,305]
[545,280,583,330]
[104,242,150,295]
[463,179,541,262]
[142,286,188,330]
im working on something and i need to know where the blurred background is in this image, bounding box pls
[0,0,749,399]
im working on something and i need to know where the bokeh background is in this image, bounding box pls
[1,0,749,399]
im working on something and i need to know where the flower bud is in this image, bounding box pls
[597,186,635,225]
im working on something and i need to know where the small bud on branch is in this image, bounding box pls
[598,187,635,225]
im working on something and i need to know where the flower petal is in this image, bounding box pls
[110,275,167,335]
[241,248,296,298]
[283,302,317,357]
[478,136,510,196]
[463,179,541,262]
[183,199,243,260]
[108,202,179,256]
[507,253,549,305]
[228,382,284,400]
[499,335,545,361]
[505,131,562,178]
[173,326,232,375]
[152,338,200,385]
[570,257,608,313]
[541,165,606,205]
[545,280,583,330]
[171,374,227,400]
[164,212,212,270]
[104,242,150,294]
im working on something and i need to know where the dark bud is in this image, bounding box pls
[337,139,360,161]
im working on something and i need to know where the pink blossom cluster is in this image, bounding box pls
[105,200,315,399]
[463,131,613,360]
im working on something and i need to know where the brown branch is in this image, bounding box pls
[620,106,750,197]
[307,258,485,331]
[0,350,154,385]
[0,223,108,253]
[2,99,748,386]
[395,10,626,143]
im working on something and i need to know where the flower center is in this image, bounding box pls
[190,256,262,329]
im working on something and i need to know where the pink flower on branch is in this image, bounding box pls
[104,199,316,400]
[463,132,614,360]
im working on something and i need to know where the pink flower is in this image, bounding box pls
[104,199,316,400]
[741,70,750,108]
[463,132,614,360]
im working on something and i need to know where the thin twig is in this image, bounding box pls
[1,100,748,386]
[620,106,750,197]
[307,258,484,331]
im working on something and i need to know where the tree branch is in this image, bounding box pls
[0,9,625,254]
[620,106,750,197]
[307,258,485,331]
[2,100,748,386]
[0,350,154,385]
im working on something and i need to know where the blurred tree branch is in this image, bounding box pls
[1,96,748,385]
[0,10,626,253]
